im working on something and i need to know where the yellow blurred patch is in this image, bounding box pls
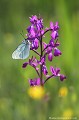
[63,109,73,118]
[28,86,45,100]
[59,87,68,97]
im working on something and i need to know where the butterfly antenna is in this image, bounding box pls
[20,30,25,40]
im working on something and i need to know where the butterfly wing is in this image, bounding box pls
[12,40,30,59]
[19,42,30,59]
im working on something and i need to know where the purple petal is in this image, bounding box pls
[54,48,62,56]
[29,56,34,63]
[27,26,31,32]
[54,22,59,30]
[41,30,44,35]
[35,78,40,85]
[35,57,45,65]
[40,56,46,65]
[50,66,60,76]
[49,39,54,47]
[30,15,38,24]
[50,66,56,76]
[60,74,66,81]
[22,62,28,68]
[30,26,36,37]
[51,31,58,40]
[42,65,48,75]
[50,22,54,30]
[34,38,39,49]
[29,78,44,86]
[31,62,39,71]
[56,68,60,75]
[47,46,52,53]
[48,52,53,61]
[29,79,35,86]
[36,67,39,71]
[36,19,43,30]
[43,42,47,49]
[54,42,60,47]
[32,62,38,67]
[31,38,39,50]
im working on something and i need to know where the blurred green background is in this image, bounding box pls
[0,0,79,119]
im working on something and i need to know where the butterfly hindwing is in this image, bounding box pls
[19,42,30,59]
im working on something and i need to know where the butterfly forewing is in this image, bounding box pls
[12,40,30,59]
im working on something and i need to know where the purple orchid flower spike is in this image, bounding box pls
[22,15,66,89]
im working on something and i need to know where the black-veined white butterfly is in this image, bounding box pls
[12,39,30,59]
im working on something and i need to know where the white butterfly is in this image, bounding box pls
[12,39,30,59]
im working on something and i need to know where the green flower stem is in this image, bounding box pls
[40,36,43,85]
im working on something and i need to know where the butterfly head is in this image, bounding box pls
[22,39,30,44]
